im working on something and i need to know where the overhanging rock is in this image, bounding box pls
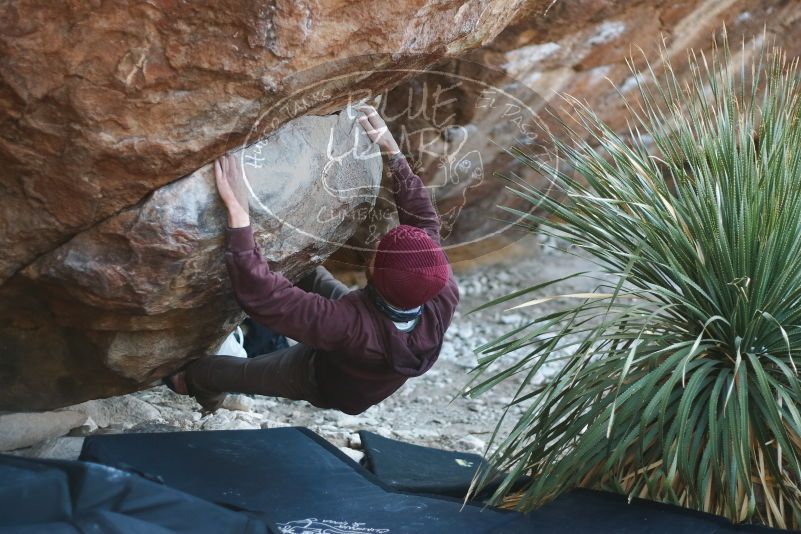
[0,111,381,410]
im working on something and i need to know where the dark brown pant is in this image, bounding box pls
[185,266,350,410]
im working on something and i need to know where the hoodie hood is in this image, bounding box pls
[372,297,447,377]
[313,278,460,415]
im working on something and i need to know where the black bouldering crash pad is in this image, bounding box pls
[0,453,274,534]
[358,430,504,499]
[78,427,786,534]
[357,431,781,532]
[80,427,535,533]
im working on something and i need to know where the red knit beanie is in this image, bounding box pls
[371,225,450,309]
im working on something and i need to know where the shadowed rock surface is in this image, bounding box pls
[0,0,533,410]
[0,111,381,410]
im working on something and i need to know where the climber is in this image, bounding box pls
[166,105,459,414]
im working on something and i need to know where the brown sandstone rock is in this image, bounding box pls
[0,0,531,284]
[488,0,801,135]
[0,111,381,410]
[5,0,798,412]
[0,1,531,410]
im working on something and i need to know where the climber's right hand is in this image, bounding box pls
[357,105,401,157]
[214,153,251,229]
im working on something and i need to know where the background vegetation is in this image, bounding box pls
[469,38,801,529]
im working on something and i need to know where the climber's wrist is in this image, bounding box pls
[227,209,250,229]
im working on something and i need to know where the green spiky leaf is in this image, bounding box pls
[471,37,801,529]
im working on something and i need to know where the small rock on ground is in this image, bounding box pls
[0,411,87,452]
[8,437,85,461]
[338,447,365,464]
[66,396,162,429]
[222,394,254,412]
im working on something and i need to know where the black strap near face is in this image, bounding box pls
[366,283,423,323]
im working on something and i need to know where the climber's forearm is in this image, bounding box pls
[223,226,293,328]
[224,226,278,306]
[389,154,441,243]
[354,105,440,239]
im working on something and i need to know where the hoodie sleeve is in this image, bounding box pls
[388,154,442,244]
[224,225,359,351]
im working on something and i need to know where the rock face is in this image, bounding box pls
[489,0,801,134]
[0,111,381,410]
[0,0,531,285]
[0,1,532,410]
[376,58,557,265]
[4,0,797,411]
[349,0,801,265]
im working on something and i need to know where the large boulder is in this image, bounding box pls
[0,1,533,410]
[0,0,531,284]
[0,111,381,410]
[7,0,796,411]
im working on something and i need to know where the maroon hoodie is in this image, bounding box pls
[224,155,460,414]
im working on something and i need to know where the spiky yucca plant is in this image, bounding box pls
[469,41,801,528]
